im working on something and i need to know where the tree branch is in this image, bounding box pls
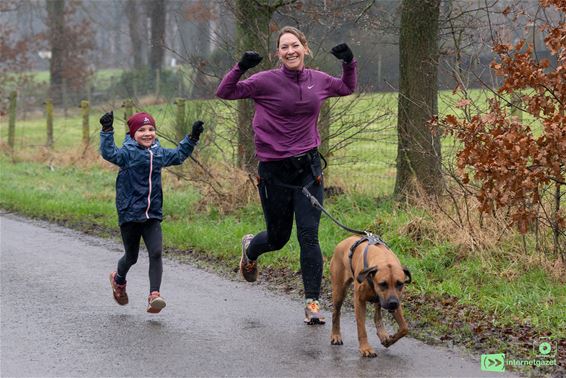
[354,0,375,24]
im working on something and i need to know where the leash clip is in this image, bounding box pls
[301,187,320,208]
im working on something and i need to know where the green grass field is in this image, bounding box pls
[1,87,504,196]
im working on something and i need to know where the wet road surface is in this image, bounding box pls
[0,214,514,377]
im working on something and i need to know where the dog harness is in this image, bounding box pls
[348,233,388,304]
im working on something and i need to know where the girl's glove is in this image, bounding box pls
[238,51,263,71]
[189,120,204,142]
[99,111,114,132]
[330,43,354,63]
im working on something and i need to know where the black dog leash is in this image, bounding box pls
[268,174,370,236]
[271,167,401,306]
[299,186,369,236]
[266,149,370,236]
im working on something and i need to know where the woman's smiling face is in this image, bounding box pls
[277,33,307,71]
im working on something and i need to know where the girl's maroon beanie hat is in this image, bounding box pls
[127,112,156,137]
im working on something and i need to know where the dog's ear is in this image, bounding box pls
[403,267,412,284]
[357,266,378,283]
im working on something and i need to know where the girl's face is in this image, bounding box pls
[277,33,307,71]
[134,125,156,148]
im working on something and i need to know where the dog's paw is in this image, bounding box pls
[330,335,343,345]
[360,348,377,358]
[381,337,393,348]
[360,347,377,358]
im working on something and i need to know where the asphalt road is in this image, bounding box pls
[0,214,513,377]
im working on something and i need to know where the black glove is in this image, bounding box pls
[189,120,204,142]
[330,43,353,63]
[238,51,263,71]
[99,111,113,131]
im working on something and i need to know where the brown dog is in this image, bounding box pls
[330,235,411,357]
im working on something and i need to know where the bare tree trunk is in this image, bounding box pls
[46,0,65,106]
[394,0,443,201]
[190,18,212,99]
[234,0,274,172]
[148,0,166,74]
[126,0,144,70]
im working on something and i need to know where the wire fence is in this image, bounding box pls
[2,72,400,198]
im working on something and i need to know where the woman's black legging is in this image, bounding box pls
[247,155,324,300]
[117,219,163,293]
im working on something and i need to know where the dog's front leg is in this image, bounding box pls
[381,305,409,348]
[373,304,390,345]
[354,291,377,358]
[330,281,348,345]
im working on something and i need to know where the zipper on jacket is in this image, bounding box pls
[145,149,154,219]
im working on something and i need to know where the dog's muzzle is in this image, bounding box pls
[384,296,399,311]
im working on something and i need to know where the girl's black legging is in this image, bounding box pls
[117,219,163,293]
[247,152,324,300]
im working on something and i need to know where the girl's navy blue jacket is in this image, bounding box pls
[100,131,196,225]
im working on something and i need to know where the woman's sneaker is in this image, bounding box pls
[304,299,326,325]
[109,272,128,305]
[147,291,166,314]
[240,234,258,282]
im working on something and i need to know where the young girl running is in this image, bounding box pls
[99,111,204,313]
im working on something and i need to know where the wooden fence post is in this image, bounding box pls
[62,78,68,118]
[123,99,133,134]
[8,91,16,149]
[81,100,89,145]
[45,98,54,148]
[155,69,161,99]
[175,98,185,140]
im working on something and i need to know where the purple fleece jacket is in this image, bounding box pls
[216,61,357,161]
